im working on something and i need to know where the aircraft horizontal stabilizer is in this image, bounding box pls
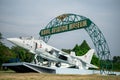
[87,63,98,69]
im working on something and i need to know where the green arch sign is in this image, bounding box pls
[40,19,91,36]
[39,14,113,74]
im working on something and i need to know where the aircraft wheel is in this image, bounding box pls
[55,62,61,67]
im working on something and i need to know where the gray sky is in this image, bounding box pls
[0,0,120,57]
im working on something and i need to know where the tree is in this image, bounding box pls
[11,46,34,62]
[112,56,120,71]
[91,54,99,67]
[0,43,16,66]
[73,44,79,52]
[73,40,91,56]
[0,33,16,66]
[113,56,120,63]
[0,32,2,39]
[61,49,71,54]
[0,32,3,45]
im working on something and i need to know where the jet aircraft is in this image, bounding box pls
[7,37,98,69]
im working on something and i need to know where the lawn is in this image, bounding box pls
[0,71,120,80]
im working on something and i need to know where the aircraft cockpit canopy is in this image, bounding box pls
[19,36,34,40]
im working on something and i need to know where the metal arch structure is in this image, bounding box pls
[39,14,113,74]
[84,23,113,74]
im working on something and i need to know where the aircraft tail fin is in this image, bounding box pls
[78,49,95,64]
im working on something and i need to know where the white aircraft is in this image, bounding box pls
[7,37,98,69]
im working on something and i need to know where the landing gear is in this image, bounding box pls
[55,62,61,67]
[47,61,51,67]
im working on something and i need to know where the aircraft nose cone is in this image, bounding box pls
[7,38,14,42]
[7,38,22,46]
[7,38,19,44]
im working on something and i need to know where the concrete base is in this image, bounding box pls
[2,62,120,75]
[2,62,100,75]
[2,62,55,73]
[55,68,100,75]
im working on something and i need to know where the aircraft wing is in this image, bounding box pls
[36,48,75,65]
